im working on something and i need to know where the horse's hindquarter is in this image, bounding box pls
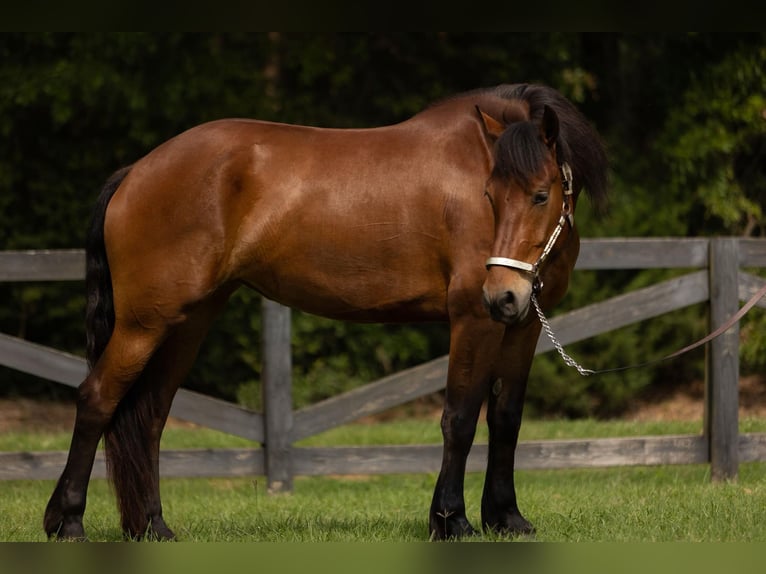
[105,116,494,324]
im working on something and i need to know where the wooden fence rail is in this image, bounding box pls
[1,238,765,483]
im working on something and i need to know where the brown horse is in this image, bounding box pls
[44,83,607,541]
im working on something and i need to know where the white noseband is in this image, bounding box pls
[484,257,536,274]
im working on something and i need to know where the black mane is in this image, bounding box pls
[491,83,609,213]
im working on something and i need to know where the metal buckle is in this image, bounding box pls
[560,162,573,195]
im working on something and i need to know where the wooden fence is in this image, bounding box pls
[1,238,765,486]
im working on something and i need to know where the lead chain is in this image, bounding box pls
[531,293,594,376]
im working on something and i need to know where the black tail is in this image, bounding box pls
[85,166,131,368]
[87,166,164,537]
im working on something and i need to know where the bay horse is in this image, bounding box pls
[44,83,607,541]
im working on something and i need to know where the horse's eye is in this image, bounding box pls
[533,191,549,205]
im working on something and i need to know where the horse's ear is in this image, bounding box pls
[541,104,559,148]
[476,105,504,142]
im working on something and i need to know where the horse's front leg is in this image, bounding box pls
[480,319,541,537]
[429,316,503,540]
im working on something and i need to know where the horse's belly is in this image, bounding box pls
[239,256,450,323]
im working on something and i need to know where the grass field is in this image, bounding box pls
[2,417,766,542]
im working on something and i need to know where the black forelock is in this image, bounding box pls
[492,121,551,187]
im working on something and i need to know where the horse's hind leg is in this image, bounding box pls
[111,292,233,540]
[43,323,168,540]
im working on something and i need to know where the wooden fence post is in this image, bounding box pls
[705,238,740,481]
[261,298,294,492]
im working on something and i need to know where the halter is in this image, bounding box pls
[485,162,574,295]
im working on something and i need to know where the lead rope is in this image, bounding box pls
[531,281,766,377]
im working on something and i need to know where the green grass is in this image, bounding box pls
[4,463,766,542]
[2,416,766,542]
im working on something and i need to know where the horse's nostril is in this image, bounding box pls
[482,286,533,325]
[484,290,520,323]
[502,291,516,308]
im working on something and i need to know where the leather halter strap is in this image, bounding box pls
[485,257,535,273]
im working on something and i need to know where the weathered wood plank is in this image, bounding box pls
[290,355,449,442]
[158,448,264,478]
[577,238,709,270]
[535,270,709,354]
[169,390,264,443]
[514,435,708,469]
[292,444,446,475]
[0,332,87,386]
[0,332,264,442]
[739,272,766,309]
[706,238,740,481]
[0,250,85,281]
[10,432,766,480]
[0,451,106,481]
[261,299,294,491]
[0,448,265,480]
[738,239,766,267]
[290,435,709,475]
[738,433,766,463]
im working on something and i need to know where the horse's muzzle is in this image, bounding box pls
[482,285,532,325]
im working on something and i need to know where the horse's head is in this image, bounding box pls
[479,104,573,325]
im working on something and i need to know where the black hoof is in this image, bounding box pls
[146,516,176,541]
[483,510,535,538]
[124,518,177,542]
[45,516,87,542]
[429,511,478,541]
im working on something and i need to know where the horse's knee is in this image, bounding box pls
[440,408,479,451]
[487,383,526,438]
